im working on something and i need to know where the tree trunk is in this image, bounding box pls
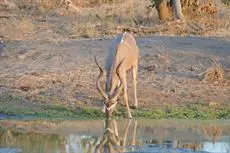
[156,0,173,21]
[172,0,185,20]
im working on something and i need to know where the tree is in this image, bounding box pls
[155,0,173,20]
[172,0,185,20]
[151,0,185,21]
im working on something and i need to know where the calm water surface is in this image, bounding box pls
[0,119,230,153]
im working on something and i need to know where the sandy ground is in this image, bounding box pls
[0,35,230,109]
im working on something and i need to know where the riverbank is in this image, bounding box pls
[0,36,230,120]
[0,94,230,120]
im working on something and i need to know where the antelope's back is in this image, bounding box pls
[122,32,138,49]
[116,33,139,69]
[105,32,139,71]
[105,33,124,71]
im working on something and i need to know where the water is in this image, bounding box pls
[0,119,230,153]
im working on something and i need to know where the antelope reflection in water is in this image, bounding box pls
[94,119,138,153]
[81,137,98,153]
[0,120,229,153]
[80,119,138,153]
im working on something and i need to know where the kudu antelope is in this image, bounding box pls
[95,32,139,119]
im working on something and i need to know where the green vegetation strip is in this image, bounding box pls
[132,105,230,120]
[0,95,230,120]
[1,104,230,120]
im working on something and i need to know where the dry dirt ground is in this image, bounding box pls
[0,35,230,110]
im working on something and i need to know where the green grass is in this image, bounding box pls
[0,104,106,120]
[132,105,230,120]
[0,94,105,120]
[0,94,230,120]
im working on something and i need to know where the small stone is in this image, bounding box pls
[19,86,30,92]
[168,66,177,72]
[170,88,176,93]
[144,54,150,57]
[154,54,161,58]
[187,66,195,71]
[178,79,184,84]
[146,64,157,71]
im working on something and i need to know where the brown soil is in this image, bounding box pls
[0,36,230,109]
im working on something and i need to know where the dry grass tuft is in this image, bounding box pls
[16,73,63,92]
[18,18,34,32]
[39,0,59,10]
[14,17,35,39]
[201,66,225,83]
[72,20,98,38]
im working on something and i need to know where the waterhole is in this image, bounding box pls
[0,119,229,153]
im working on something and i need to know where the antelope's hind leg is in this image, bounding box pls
[122,72,132,119]
[132,65,138,109]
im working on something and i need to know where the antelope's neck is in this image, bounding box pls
[105,33,126,95]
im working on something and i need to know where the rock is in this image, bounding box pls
[19,86,31,92]
[168,66,177,72]
[178,79,184,84]
[186,66,195,71]
[145,64,157,71]
[170,88,176,93]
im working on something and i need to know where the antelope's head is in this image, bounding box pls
[95,57,123,118]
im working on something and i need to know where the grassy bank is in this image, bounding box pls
[0,94,104,120]
[132,105,230,120]
[0,95,229,120]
